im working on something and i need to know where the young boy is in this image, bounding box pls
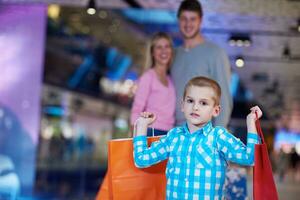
[133,76,262,200]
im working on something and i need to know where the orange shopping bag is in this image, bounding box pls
[96,136,167,200]
[253,117,278,200]
[96,172,112,200]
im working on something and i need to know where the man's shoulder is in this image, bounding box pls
[174,46,184,54]
[203,40,224,53]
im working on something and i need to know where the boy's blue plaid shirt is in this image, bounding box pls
[133,122,259,200]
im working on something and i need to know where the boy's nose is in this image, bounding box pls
[193,104,199,110]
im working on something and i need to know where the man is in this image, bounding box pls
[171,0,233,127]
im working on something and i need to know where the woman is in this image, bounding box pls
[130,32,176,136]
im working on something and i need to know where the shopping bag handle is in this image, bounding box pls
[255,112,265,144]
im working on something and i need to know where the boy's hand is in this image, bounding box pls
[246,106,262,134]
[134,112,156,137]
[247,105,262,121]
[137,112,156,126]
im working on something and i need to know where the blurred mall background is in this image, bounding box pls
[0,0,300,199]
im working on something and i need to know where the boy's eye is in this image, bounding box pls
[187,99,193,103]
[200,101,208,105]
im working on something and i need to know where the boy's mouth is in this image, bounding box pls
[190,113,200,118]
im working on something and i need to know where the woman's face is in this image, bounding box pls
[152,38,172,68]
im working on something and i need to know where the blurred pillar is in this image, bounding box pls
[0,4,47,195]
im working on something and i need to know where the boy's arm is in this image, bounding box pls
[133,135,170,168]
[216,129,259,166]
[217,106,262,166]
[133,112,170,168]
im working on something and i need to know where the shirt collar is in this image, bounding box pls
[183,121,213,136]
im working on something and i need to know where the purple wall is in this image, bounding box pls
[0,4,46,193]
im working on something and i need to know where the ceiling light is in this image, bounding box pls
[87,0,96,15]
[235,56,245,68]
[228,34,251,47]
[244,40,251,47]
[229,39,236,46]
[48,4,60,20]
[98,10,107,19]
[236,40,243,47]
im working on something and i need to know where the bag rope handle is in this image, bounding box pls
[255,112,265,144]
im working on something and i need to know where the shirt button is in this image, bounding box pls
[185,178,188,181]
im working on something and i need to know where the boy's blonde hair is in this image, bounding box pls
[183,76,221,105]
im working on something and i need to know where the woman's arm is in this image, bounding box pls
[130,72,152,127]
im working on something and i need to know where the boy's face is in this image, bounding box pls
[178,11,202,40]
[181,86,220,132]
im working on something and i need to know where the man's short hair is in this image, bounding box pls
[177,0,203,18]
[183,76,221,105]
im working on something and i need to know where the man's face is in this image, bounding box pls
[178,11,202,40]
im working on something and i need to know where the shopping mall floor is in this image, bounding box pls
[247,173,300,200]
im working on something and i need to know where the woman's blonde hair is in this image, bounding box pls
[144,32,174,72]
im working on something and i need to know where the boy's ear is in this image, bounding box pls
[213,105,221,117]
